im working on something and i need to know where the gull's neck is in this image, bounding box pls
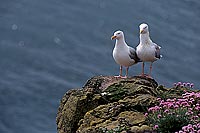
[140,32,151,45]
[115,36,127,48]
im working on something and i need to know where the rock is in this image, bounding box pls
[131,125,152,133]
[56,76,189,133]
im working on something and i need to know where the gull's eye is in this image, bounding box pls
[144,26,147,29]
[117,32,120,35]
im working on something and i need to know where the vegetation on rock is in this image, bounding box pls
[145,82,200,133]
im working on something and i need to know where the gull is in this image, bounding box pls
[111,30,140,78]
[136,23,161,77]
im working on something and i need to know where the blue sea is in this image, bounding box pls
[0,0,200,132]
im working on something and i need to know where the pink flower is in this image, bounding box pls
[190,83,194,88]
[176,101,181,105]
[188,108,193,111]
[177,82,182,85]
[157,114,162,118]
[164,109,169,113]
[195,106,200,110]
[167,103,174,108]
[186,82,191,86]
[197,123,200,128]
[174,83,177,86]
[154,125,159,129]
[190,98,195,101]
[182,126,187,131]
[148,106,160,112]
[180,85,184,88]
[177,98,187,102]
[144,113,148,117]
[157,98,161,101]
[173,98,176,101]
[189,101,193,104]
[192,115,199,120]
[180,101,189,107]
[188,124,192,128]
[174,105,179,108]
[196,93,200,98]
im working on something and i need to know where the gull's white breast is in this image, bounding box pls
[113,46,135,67]
[136,44,157,62]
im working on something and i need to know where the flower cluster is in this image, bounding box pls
[175,123,200,133]
[145,91,200,132]
[174,82,194,88]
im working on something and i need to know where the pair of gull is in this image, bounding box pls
[111,23,161,78]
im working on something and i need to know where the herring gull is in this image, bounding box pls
[111,30,140,78]
[136,23,161,77]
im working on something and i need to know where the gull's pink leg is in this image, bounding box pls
[122,67,129,78]
[141,62,145,76]
[120,65,122,76]
[148,62,153,79]
[149,62,152,76]
[115,65,122,78]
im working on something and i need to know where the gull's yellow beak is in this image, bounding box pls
[111,35,117,40]
[140,29,144,34]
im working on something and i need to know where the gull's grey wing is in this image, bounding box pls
[128,46,141,62]
[153,43,161,59]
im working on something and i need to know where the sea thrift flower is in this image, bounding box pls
[146,89,200,133]
[157,114,161,118]
[164,109,169,113]
[157,98,161,101]
[144,113,148,117]
[178,82,182,84]
[190,98,195,101]
[154,125,158,129]
[190,83,194,88]
[180,85,184,88]
[196,93,200,98]
[174,105,179,108]
[186,82,191,86]
[148,106,160,112]
[174,83,177,86]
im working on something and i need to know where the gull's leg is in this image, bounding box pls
[141,62,145,76]
[122,67,129,78]
[148,62,153,78]
[115,65,122,78]
[120,65,122,76]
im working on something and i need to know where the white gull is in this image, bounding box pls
[136,23,161,77]
[111,30,140,78]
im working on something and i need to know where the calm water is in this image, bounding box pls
[0,0,200,133]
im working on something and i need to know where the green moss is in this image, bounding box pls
[105,83,128,102]
[156,85,189,100]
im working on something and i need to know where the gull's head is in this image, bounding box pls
[111,30,124,40]
[139,23,149,34]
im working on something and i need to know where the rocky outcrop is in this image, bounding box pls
[56,76,188,133]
